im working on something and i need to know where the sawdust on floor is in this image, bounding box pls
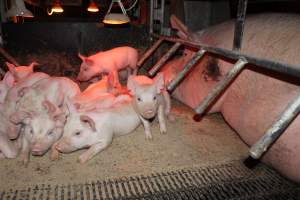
[0,101,248,191]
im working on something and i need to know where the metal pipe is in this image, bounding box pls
[193,58,248,121]
[137,38,163,68]
[152,34,300,80]
[149,0,154,35]
[0,47,20,66]
[233,0,248,51]
[167,49,206,92]
[148,42,181,77]
[249,93,300,159]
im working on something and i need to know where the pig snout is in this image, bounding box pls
[31,144,46,156]
[141,107,156,119]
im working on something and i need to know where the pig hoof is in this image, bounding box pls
[146,134,153,140]
[160,128,167,134]
[78,155,88,164]
[167,114,175,122]
[0,153,5,159]
[50,152,60,161]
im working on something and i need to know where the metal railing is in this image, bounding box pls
[138,0,300,164]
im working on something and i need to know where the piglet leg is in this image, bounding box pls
[19,136,30,166]
[50,142,60,161]
[139,116,153,140]
[111,70,121,89]
[158,105,167,134]
[0,134,19,158]
[78,138,112,164]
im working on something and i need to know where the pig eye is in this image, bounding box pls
[137,97,142,102]
[30,129,33,135]
[153,96,157,100]
[47,131,53,136]
[74,132,81,136]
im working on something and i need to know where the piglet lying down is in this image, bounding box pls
[55,96,140,163]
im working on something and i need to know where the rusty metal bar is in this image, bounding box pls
[167,49,206,92]
[148,42,182,77]
[152,34,300,80]
[193,58,248,121]
[0,46,20,66]
[137,38,164,68]
[249,93,300,159]
[233,0,248,51]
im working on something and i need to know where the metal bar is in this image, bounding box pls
[152,34,300,80]
[148,42,181,77]
[0,47,20,66]
[193,58,248,120]
[160,0,165,34]
[233,0,248,51]
[167,49,206,92]
[149,0,154,35]
[137,38,164,68]
[249,93,300,159]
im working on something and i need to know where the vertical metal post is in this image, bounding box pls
[137,38,164,68]
[233,0,248,51]
[167,49,206,92]
[249,93,300,159]
[148,42,182,77]
[149,0,154,35]
[193,58,248,120]
[160,0,165,34]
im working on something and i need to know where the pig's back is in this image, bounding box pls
[110,102,140,136]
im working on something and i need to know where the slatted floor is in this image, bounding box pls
[1,161,299,200]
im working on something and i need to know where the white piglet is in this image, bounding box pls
[77,46,139,87]
[127,73,171,139]
[55,97,140,163]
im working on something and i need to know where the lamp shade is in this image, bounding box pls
[87,1,99,12]
[6,0,33,18]
[103,13,130,25]
[47,1,64,15]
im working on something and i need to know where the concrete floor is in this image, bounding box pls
[0,100,248,191]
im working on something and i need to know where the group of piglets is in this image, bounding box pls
[0,46,172,164]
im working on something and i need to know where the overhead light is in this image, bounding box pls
[87,1,99,12]
[47,0,64,15]
[6,0,34,18]
[103,0,130,25]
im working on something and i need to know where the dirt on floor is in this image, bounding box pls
[0,100,248,191]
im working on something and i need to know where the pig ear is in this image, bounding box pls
[10,111,32,124]
[3,72,15,87]
[80,115,96,132]
[6,62,16,73]
[153,72,165,94]
[78,53,86,61]
[42,100,57,114]
[127,75,137,95]
[28,61,39,71]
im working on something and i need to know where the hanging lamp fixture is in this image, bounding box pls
[103,0,130,25]
[6,0,34,18]
[87,0,99,12]
[47,0,64,15]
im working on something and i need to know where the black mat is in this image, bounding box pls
[1,161,300,200]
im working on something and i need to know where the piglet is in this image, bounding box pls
[77,46,139,87]
[127,73,172,139]
[55,96,140,163]
[0,62,38,103]
[6,62,38,82]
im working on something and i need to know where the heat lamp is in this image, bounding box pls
[103,0,130,25]
[47,0,64,15]
[87,0,99,12]
[6,0,34,18]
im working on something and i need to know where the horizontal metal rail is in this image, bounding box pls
[151,34,300,79]
[137,38,164,68]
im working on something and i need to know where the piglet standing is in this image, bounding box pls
[77,46,139,87]
[127,73,171,139]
